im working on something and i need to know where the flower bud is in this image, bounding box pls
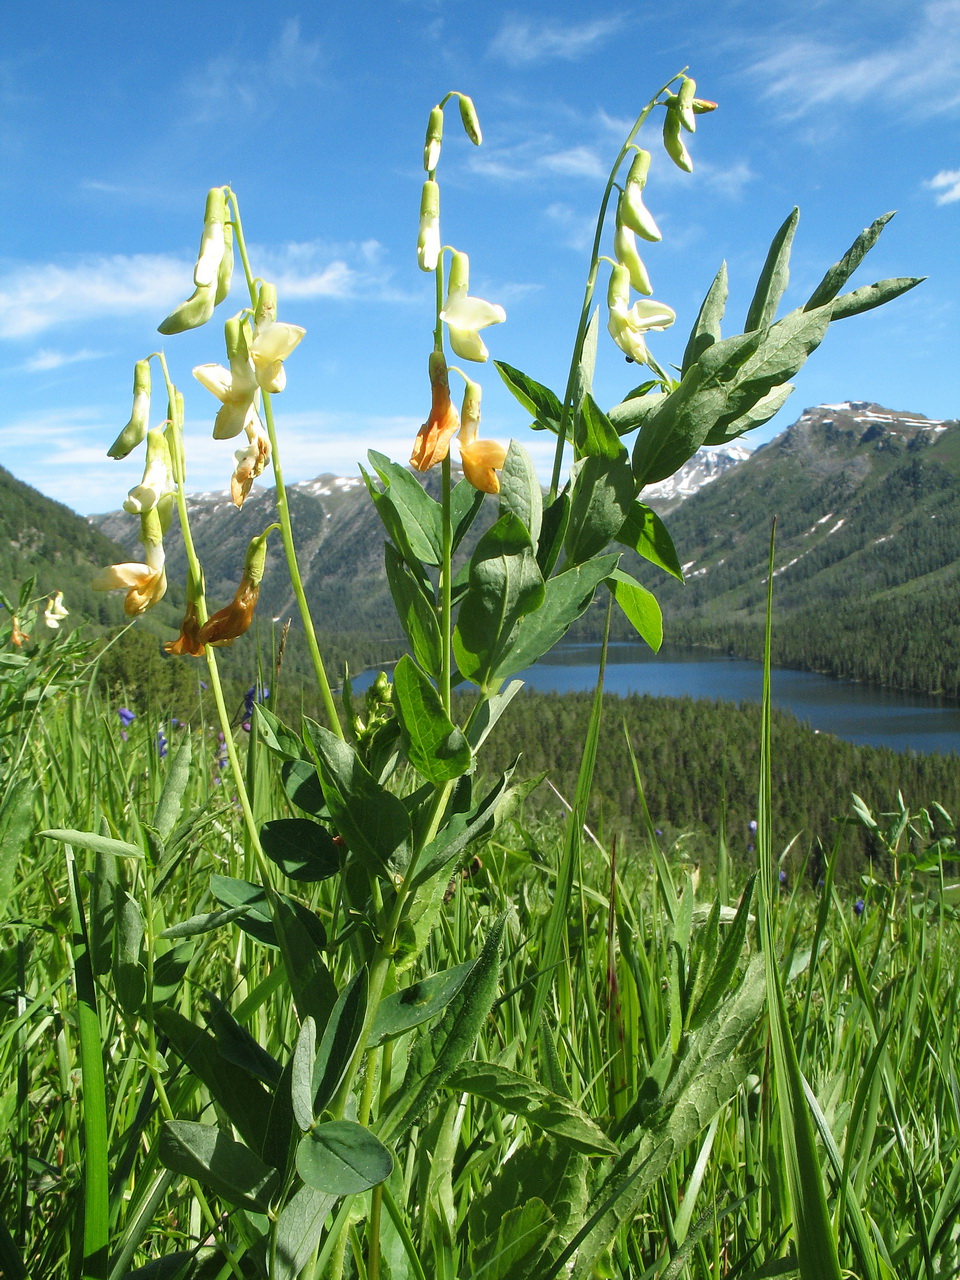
[677,76,697,133]
[663,105,693,173]
[692,98,718,115]
[619,162,662,244]
[194,188,228,288]
[457,93,482,146]
[423,105,443,172]
[624,148,651,191]
[124,428,173,515]
[417,180,441,272]
[158,280,217,335]
[108,358,152,459]
[216,219,234,305]
[614,219,653,295]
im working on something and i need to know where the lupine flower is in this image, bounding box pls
[123,429,173,515]
[457,378,507,494]
[747,843,755,853]
[439,251,506,363]
[108,359,152,459]
[92,508,167,616]
[157,728,168,759]
[244,683,269,717]
[854,898,865,916]
[43,591,69,629]
[250,283,305,395]
[117,707,136,727]
[606,263,675,366]
[655,828,663,837]
[410,352,460,471]
[193,314,260,440]
[417,180,440,272]
[196,525,277,648]
[779,869,788,886]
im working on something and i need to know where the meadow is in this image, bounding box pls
[1,74,953,1280]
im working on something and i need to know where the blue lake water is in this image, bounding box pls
[517,643,960,756]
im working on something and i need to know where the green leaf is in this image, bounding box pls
[829,275,924,320]
[564,453,634,565]
[204,993,284,1088]
[575,306,599,405]
[451,476,487,551]
[361,465,436,580]
[291,1016,317,1132]
[313,970,368,1113]
[453,513,545,693]
[153,1007,273,1156]
[114,890,145,1016]
[159,904,251,939]
[537,493,570,578]
[280,758,326,816]
[470,1199,557,1280]
[500,555,619,680]
[606,390,669,438]
[253,703,303,760]
[804,211,895,310]
[380,912,506,1141]
[259,818,341,882]
[393,655,471,784]
[271,1184,338,1280]
[208,876,326,951]
[369,959,475,1047]
[745,208,799,332]
[296,1121,393,1195]
[151,733,192,841]
[40,829,144,860]
[449,1061,617,1155]
[159,1121,278,1212]
[498,440,543,546]
[273,895,338,1031]
[385,542,442,678]
[702,381,794,447]
[367,450,442,564]
[303,720,411,875]
[681,262,727,375]
[606,569,663,651]
[575,394,623,460]
[413,765,518,888]
[616,502,683,581]
[0,780,32,910]
[463,679,524,751]
[494,361,563,430]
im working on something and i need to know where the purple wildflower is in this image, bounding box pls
[779,869,788,886]
[157,729,168,759]
[117,707,136,727]
[243,683,270,717]
[655,828,663,838]
[854,898,865,916]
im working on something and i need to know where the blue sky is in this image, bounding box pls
[2,0,957,514]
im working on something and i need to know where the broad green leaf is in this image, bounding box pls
[159,1121,278,1212]
[413,765,518,888]
[470,1199,557,1280]
[296,1121,393,1195]
[361,464,435,580]
[259,817,341,882]
[393,656,471,784]
[380,912,506,1141]
[208,876,326,951]
[564,453,634,565]
[280,758,326,816]
[385,542,442,678]
[273,895,338,1032]
[745,208,799,332]
[153,1007,273,1156]
[494,360,563,430]
[453,513,544,692]
[681,262,728,375]
[499,555,619,679]
[606,390,668,437]
[40,828,144,860]
[204,993,283,1088]
[303,720,411,875]
[575,394,623,460]
[829,275,924,320]
[88,849,117,976]
[449,1061,617,1155]
[616,502,683,581]
[498,440,543,546]
[369,959,475,1046]
[313,970,368,1113]
[253,703,303,760]
[606,569,663,651]
[451,476,487,551]
[152,940,192,1003]
[702,381,794,447]
[537,493,570,578]
[271,1184,338,1280]
[291,1016,317,1132]
[114,890,145,1016]
[368,449,442,564]
[804,211,895,310]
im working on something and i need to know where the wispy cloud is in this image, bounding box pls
[182,18,324,123]
[543,202,596,252]
[748,1,960,118]
[22,347,106,373]
[489,14,624,66]
[469,138,607,183]
[926,167,960,203]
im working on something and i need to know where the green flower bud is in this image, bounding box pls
[457,93,482,146]
[194,188,228,288]
[244,523,280,587]
[215,220,234,305]
[663,105,693,173]
[619,154,661,243]
[677,76,697,133]
[624,148,651,190]
[108,358,152,459]
[417,180,441,272]
[614,219,653,295]
[423,105,443,172]
[158,279,217,335]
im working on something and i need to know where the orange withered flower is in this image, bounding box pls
[410,351,460,472]
[196,524,278,649]
[164,600,205,657]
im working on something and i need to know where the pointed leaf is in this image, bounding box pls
[575,395,623,460]
[745,208,799,332]
[296,1121,393,1195]
[393,655,471,784]
[367,450,442,564]
[385,542,442,678]
[273,894,338,1031]
[829,275,924,320]
[500,555,619,679]
[271,1185,338,1280]
[606,569,663,651]
[313,970,368,1113]
[159,1122,278,1212]
[616,502,683,580]
[804,211,895,310]
[564,453,634,565]
[681,262,727,374]
[369,959,475,1047]
[494,360,563,429]
[498,441,543,546]
[291,1016,317,1132]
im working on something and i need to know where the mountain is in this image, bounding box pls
[641,440,752,512]
[624,401,960,697]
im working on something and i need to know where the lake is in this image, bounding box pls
[517,643,960,756]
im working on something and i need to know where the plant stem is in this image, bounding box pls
[226,189,345,739]
[440,455,453,715]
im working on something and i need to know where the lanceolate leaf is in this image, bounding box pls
[702,381,794,447]
[501,555,619,679]
[303,720,411,875]
[498,441,543,547]
[393,655,472,784]
[159,1122,278,1212]
[453,513,545,692]
[449,1061,618,1155]
[575,394,623,461]
[312,970,368,1114]
[681,262,728,374]
[494,360,563,430]
[367,450,442,564]
[369,959,476,1046]
[745,207,799,333]
[804,211,895,310]
[385,543,443,679]
[606,569,663,651]
[828,276,924,321]
[564,453,634,565]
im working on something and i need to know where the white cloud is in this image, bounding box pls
[544,202,596,252]
[749,1,960,118]
[926,167,960,203]
[182,19,324,122]
[539,146,607,179]
[469,139,607,183]
[22,348,106,373]
[489,15,624,66]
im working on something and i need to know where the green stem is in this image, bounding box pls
[440,455,453,715]
[226,189,345,739]
[548,70,687,502]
